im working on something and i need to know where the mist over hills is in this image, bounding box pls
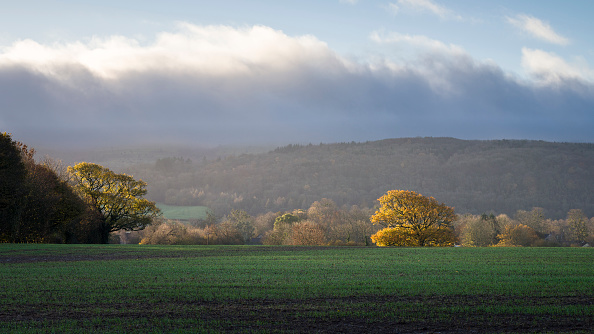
[93,137,594,220]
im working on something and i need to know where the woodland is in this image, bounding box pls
[3,135,593,246]
[119,138,593,248]
[123,137,594,219]
[0,133,159,244]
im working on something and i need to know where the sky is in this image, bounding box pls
[1,0,594,149]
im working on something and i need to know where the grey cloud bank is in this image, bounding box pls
[1,24,593,149]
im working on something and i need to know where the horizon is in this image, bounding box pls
[33,136,594,170]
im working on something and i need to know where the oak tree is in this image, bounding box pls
[68,162,161,243]
[370,190,456,246]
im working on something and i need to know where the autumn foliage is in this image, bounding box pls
[291,221,326,245]
[496,224,539,247]
[371,190,457,247]
[68,162,161,243]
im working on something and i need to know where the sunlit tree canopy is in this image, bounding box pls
[68,162,161,243]
[371,190,456,247]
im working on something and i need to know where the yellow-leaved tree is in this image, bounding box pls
[496,224,538,247]
[68,162,161,243]
[370,190,457,247]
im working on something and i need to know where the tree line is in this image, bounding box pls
[133,196,593,247]
[3,134,593,246]
[124,137,594,219]
[0,133,159,243]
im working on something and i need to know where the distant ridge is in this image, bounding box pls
[116,137,594,219]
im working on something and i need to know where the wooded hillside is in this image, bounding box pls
[124,138,594,219]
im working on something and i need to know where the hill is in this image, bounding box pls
[123,137,594,219]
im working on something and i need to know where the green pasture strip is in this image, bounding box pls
[1,246,593,301]
[1,245,593,333]
[156,203,209,220]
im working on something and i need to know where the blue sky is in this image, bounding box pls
[1,0,593,147]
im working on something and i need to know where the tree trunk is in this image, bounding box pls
[99,221,111,244]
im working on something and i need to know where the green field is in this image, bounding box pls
[1,245,593,333]
[156,203,209,220]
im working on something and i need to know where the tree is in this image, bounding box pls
[566,209,589,244]
[40,156,70,182]
[291,221,326,245]
[68,162,161,243]
[264,212,301,245]
[516,208,546,234]
[274,213,301,228]
[212,220,243,245]
[19,163,88,243]
[191,208,219,228]
[253,211,277,236]
[0,133,28,242]
[461,214,499,247]
[226,209,255,244]
[329,205,375,245]
[370,190,457,247]
[496,224,539,247]
[308,199,339,227]
[2,136,100,243]
[371,226,415,246]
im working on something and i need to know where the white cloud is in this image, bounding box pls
[389,0,460,20]
[521,48,592,84]
[370,31,472,95]
[507,14,569,46]
[370,31,465,55]
[0,24,348,80]
[339,0,358,4]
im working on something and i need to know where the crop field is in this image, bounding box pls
[156,204,209,221]
[0,245,593,333]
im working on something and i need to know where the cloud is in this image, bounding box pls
[370,31,470,93]
[521,48,593,84]
[339,0,358,4]
[507,14,569,45]
[370,31,465,55]
[1,24,593,148]
[388,0,461,20]
[0,24,345,80]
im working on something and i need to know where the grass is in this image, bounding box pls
[155,203,209,220]
[1,245,593,333]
